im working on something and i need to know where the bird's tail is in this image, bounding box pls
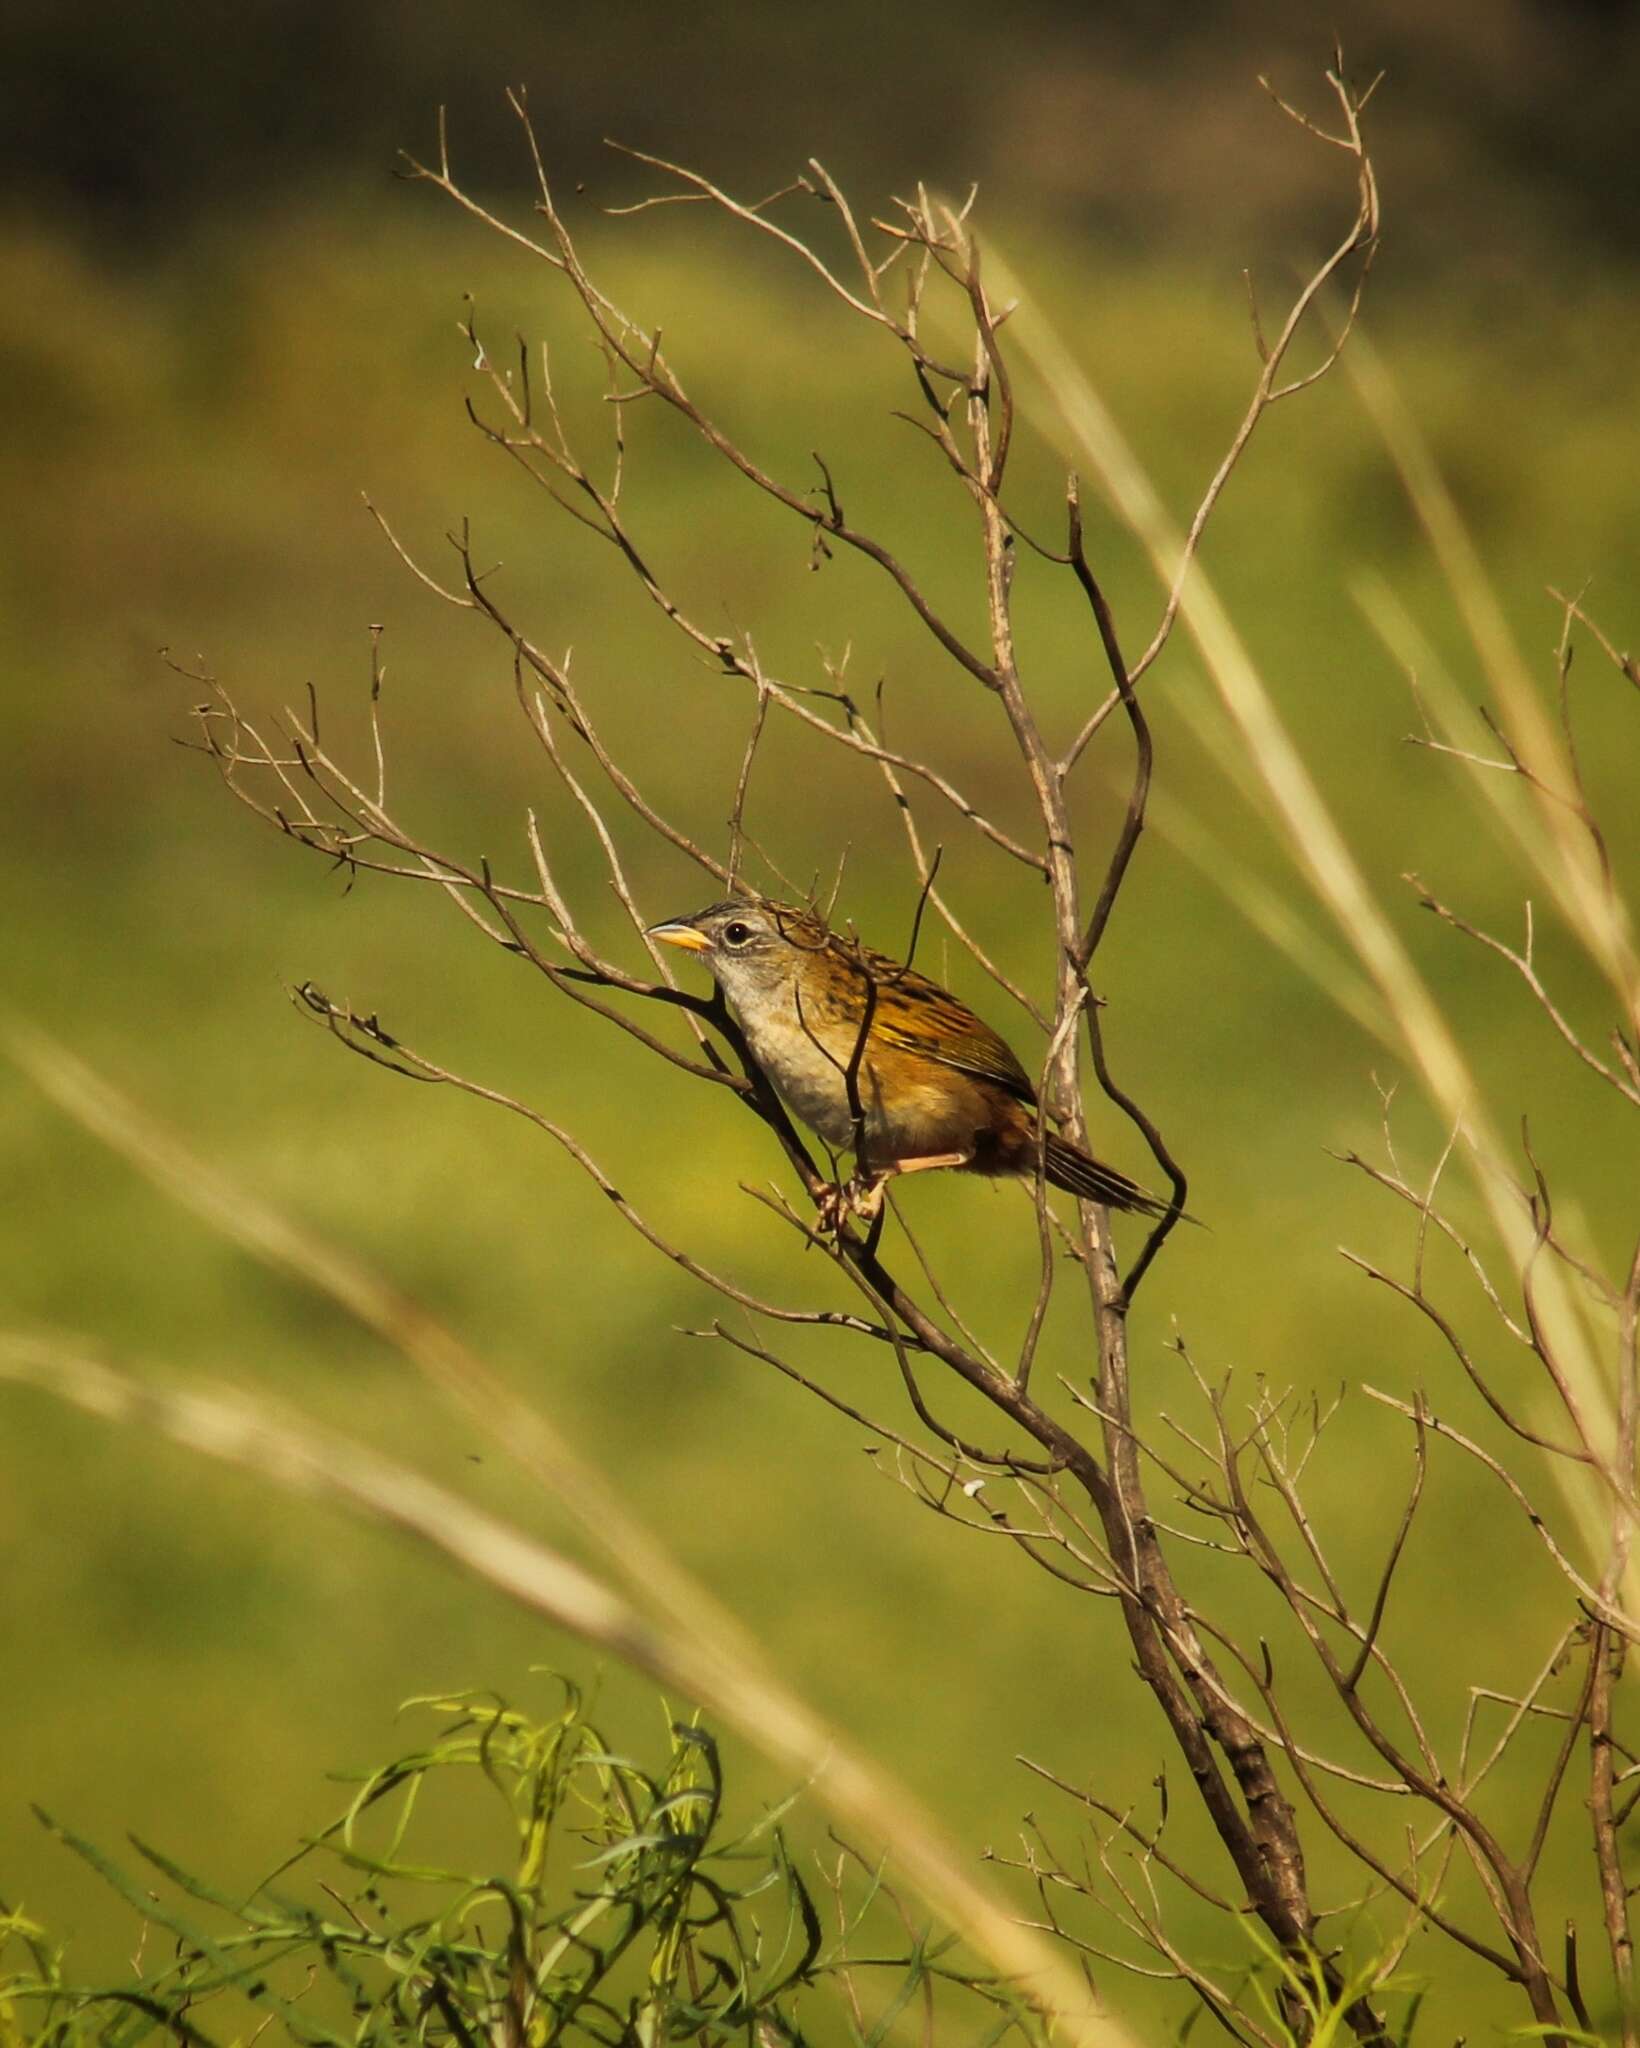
[1041,1133,1183,1219]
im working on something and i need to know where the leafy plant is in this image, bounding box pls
[3,1682,1044,2048]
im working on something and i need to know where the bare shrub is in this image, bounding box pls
[10,55,1638,2048]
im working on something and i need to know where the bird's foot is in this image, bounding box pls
[816,1172,887,1236]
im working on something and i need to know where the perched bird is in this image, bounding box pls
[648,898,1173,1221]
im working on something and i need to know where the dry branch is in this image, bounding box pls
[19,59,1638,2047]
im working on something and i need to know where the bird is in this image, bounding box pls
[648,898,1175,1224]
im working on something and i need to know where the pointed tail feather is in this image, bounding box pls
[1041,1134,1185,1219]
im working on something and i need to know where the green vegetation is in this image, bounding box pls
[1,1683,1041,2048]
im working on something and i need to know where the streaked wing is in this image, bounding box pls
[867,965,1037,1103]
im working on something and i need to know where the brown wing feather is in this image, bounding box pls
[768,907,1038,1102]
[863,962,1038,1103]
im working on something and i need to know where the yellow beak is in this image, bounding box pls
[647,919,712,953]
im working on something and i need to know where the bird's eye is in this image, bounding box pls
[722,920,754,948]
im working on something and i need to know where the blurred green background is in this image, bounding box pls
[4,2,1639,2038]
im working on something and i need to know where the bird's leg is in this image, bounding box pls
[817,1151,973,1235]
[881,1151,972,1181]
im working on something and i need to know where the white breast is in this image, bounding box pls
[728,981,871,1153]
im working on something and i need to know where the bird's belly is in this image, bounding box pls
[728,991,878,1151]
[773,1044,860,1151]
[731,993,989,1164]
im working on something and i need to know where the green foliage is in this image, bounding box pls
[1205,1919,1426,2048]
[1,1682,1042,2048]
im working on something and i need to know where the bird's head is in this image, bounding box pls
[648,899,825,1009]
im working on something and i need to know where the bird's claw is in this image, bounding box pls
[816,1172,886,1236]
